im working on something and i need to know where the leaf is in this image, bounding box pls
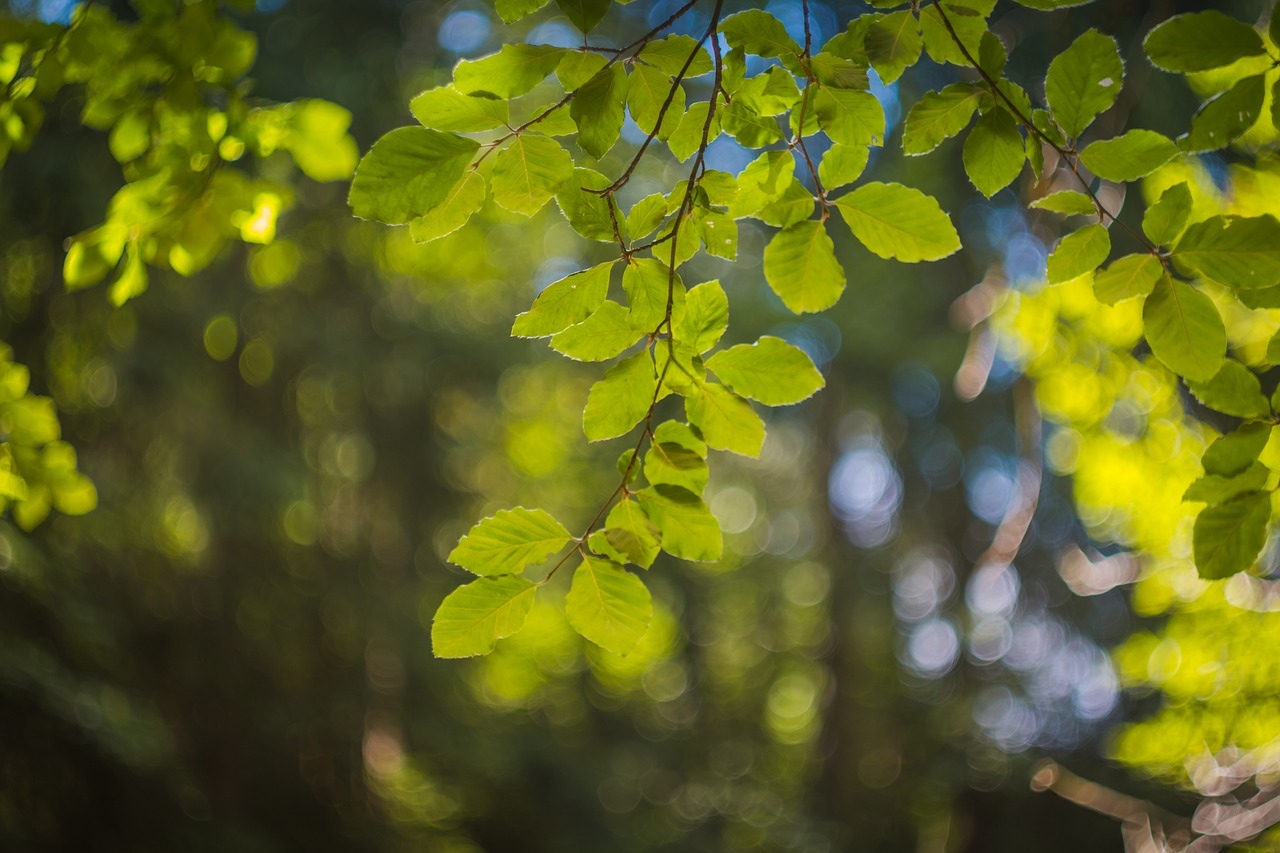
[495,0,550,24]
[1143,275,1226,382]
[902,83,983,154]
[814,86,885,146]
[557,0,610,33]
[762,221,846,315]
[1030,191,1096,216]
[1047,224,1110,284]
[834,182,961,262]
[1181,74,1265,153]
[1044,29,1123,139]
[644,440,709,494]
[1079,130,1179,182]
[627,64,684,138]
[809,52,871,90]
[583,350,657,441]
[1204,422,1272,477]
[626,193,668,239]
[719,10,802,61]
[565,556,652,654]
[1174,214,1280,290]
[1187,360,1270,419]
[348,127,478,225]
[1193,491,1271,580]
[699,211,738,260]
[919,3,988,67]
[654,340,705,396]
[432,575,537,658]
[674,280,728,354]
[1185,463,1269,505]
[756,179,815,229]
[637,484,723,561]
[557,51,609,91]
[571,64,627,158]
[409,170,486,243]
[1093,253,1163,305]
[454,44,567,98]
[1143,182,1193,245]
[550,301,644,361]
[602,498,661,568]
[864,10,923,85]
[962,108,1024,197]
[448,507,573,576]
[818,143,869,190]
[624,257,681,331]
[556,167,625,242]
[410,86,508,132]
[667,101,722,161]
[722,98,784,147]
[511,261,613,338]
[490,135,574,216]
[707,336,824,406]
[639,35,713,78]
[1144,10,1266,73]
[685,383,765,458]
[729,150,795,218]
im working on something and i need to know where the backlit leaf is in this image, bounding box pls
[962,108,1024,197]
[448,507,573,576]
[834,182,961,262]
[1143,275,1226,382]
[1047,224,1110,284]
[349,127,478,225]
[1079,130,1178,182]
[455,44,567,98]
[902,82,982,154]
[491,135,574,216]
[637,484,723,561]
[565,556,652,654]
[432,575,537,658]
[685,383,765,458]
[583,350,657,441]
[1174,214,1280,290]
[1144,11,1265,73]
[550,301,645,361]
[512,261,613,338]
[1193,491,1271,579]
[1044,29,1122,138]
[707,336,824,406]
[762,221,846,314]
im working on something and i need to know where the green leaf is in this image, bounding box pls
[1047,224,1111,284]
[571,64,627,158]
[448,507,573,576]
[491,135,574,216]
[1193,491,1271,579]
[409,170,486,243]
[1185,462,1269,505]
[627,64,684,138]
[1204,422,1272,477]
[556,167,625,242]
[667,101,722,161]
[454,44,567,98]
[557,0,610,32]
[675,280,728,354]
[1143,275,1226,382]
[583,350,657,441]
[512,261,613,338]
[627,193,668,239]
[1044,29,1123,139]
[707,336,824,406]
[756,179,815,229]
[565,556,652,654]
[818,143,869,190]
[814,86,886,146]
[602,498,661,568]
[722,98,784,147]
[834,182,961,262]
[624,257,681,331]
[644,440,709,494]
[1030,191,1096,216]
[550,301,644,361]
[349,127,478,225]
[762,221,846,315]
[1174,214,1280,290]
[1012,0,1094,8]
[1181,74,1265,153]
[432,575,537,658]
[919,3,987,67]
[719,10,802,61]
[864,10,923,85]
[809,52,871,90]
[410,86,508,132]
[1143,182,1193,245]
[639,35,713,78]
[699,211,738,260]
[557,51,609,91]
[962,108,1024,197]
[654,340,705,396]
[1079,130,1178,182]
[1144,10,1266,73]
[495,0,550,24]
[728,150,794,218]
[636,484,723,561]
[1093,253,1163,305]
[1187,360,1270,419]
[685,383,765,458]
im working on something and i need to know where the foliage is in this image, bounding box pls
[353,0,1280,669]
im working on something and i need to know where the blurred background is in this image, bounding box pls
[0,0,1269,850]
